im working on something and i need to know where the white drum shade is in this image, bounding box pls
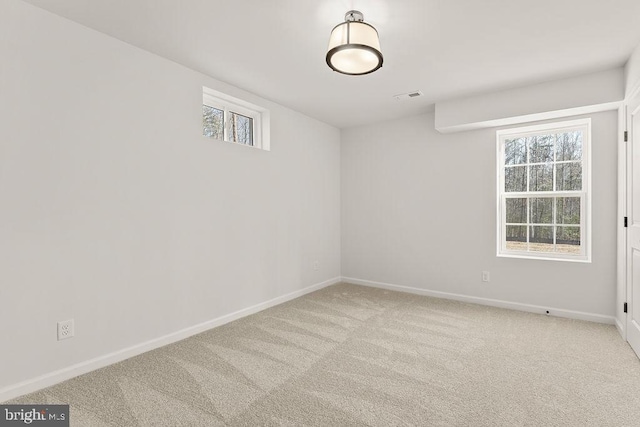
[326,12,383,75]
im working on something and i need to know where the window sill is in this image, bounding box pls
[203,135,265,150]
[497,252,591,263]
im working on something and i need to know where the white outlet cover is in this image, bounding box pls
[57,319,74,341]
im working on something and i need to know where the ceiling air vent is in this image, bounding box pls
[393,90,423,101]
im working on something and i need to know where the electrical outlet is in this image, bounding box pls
[57,319,74,341]
[313,261,319,271]
[482,271,490,282]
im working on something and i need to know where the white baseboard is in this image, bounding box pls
[0,277,341,403]
[342,276,616,325]
[616,317,626,339]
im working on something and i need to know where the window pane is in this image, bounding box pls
[499,121,588,260]
[505,166,527,192]
[556,197,580,224]
[229,112,254,146]
[203,105,224,140]
[530,198,552,224]
[505,138,526,165]
[506,198,527,223]
[556,162,582,191]
[529,226,553,252]
[556,131,583,161]
[506,225,527,251]
[556,226,581,254]
[529,164,553,191]
[529,134,554,164]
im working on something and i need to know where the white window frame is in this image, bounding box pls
[202,87,270,151]
[496,118,592,263]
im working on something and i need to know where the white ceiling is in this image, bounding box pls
[22,0,640,129]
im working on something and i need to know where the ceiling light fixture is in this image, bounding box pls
[326,10,383,76]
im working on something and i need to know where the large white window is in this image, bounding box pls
[497,119,591,262]
[202,87,270,150]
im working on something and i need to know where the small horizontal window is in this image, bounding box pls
[202,87,270,150]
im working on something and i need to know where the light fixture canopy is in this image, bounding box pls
[326,10,383,76]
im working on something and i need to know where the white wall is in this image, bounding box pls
[435,68,624,133]
[0,0,340,394]
[342,111,618,318]
[625,42,640,96]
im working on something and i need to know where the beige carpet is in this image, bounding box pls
[8,283,640,426]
